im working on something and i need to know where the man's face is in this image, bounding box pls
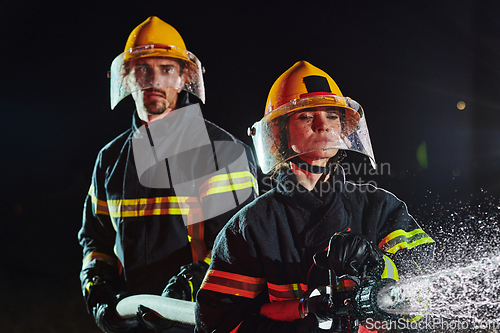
[287,107,342,165]
[130,57,183,120]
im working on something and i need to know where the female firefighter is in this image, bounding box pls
[194,61,435,332]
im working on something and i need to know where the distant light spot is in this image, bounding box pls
[14,203,23,216]
[452,168,461,177]
[457,101,466,110]
[417,141,428,169]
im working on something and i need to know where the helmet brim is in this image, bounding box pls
[110,45,205,109]
[250,96,375,174]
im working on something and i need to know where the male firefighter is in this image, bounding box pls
[78,16,258,333]
[195,61,434,332]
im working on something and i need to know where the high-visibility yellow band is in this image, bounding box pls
[379,229,435,254]
[107,196,196,206]
[204,252,212,266]
[89,183,201,218]
[204,171,255,185]
[105,196,200,218]
[381,255,399,281]
[199,171,257,199]
[112,207,191,217]
[406,314,423,322]
[88,184,94,196]
[89,184,110,216]
[204,182,255,197]
[188,280,195,302]
[85,281,93,294]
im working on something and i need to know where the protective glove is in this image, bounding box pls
[299,286,335,330]
[136,305,178,330]
[87,277,139,333]
[162,260,209,301]
[298,286,333,322]
[136,261,209,330]
[315,233,384,278]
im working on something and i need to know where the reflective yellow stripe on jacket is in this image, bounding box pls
[379,231,432,322]
[379,229,435,254]
[88,186,206,262]
[381,254,399,281]
[106,196,199,218]
[89,185,201,223]
[199,171,257,201]
[89,184,110,215]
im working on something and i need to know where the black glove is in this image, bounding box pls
[87,278,139,333]
[298,286,349,332]
[136,305,178,330]
[315,233,384,278]
[136,261,208,330]
[298,287,333,322]
[162,260,209,301]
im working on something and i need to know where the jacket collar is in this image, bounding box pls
[274,166,346,208]
[274,166,349,247]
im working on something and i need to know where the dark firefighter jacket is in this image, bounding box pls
[195,168,435,333]
[78,102,258,298]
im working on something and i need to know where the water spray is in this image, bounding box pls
[379,255,500,323]
[319,254,500,332]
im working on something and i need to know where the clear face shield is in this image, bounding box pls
[249,95,376,174]
[110,45,205,109]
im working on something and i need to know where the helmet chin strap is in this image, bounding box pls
[290,150,347,176]
[289,156,332,175]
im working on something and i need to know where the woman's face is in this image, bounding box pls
[288,107,342,166]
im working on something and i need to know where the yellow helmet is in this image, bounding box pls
[264,61,360,135]
[249,61,376,174]
[110,16,205,109]
[123,16,190,63]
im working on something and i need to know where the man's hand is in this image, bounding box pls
[136,305,177,330]
[136,261,208,329]
[87,279,139,333]
[94,302,140,333]
[162,260,209,301]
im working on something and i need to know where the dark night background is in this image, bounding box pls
[1,1,500,331]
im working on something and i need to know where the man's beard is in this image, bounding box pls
[145,99,167,115]
[143,88,177,115]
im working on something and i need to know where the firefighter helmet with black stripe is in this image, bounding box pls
[249,61,376,174]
